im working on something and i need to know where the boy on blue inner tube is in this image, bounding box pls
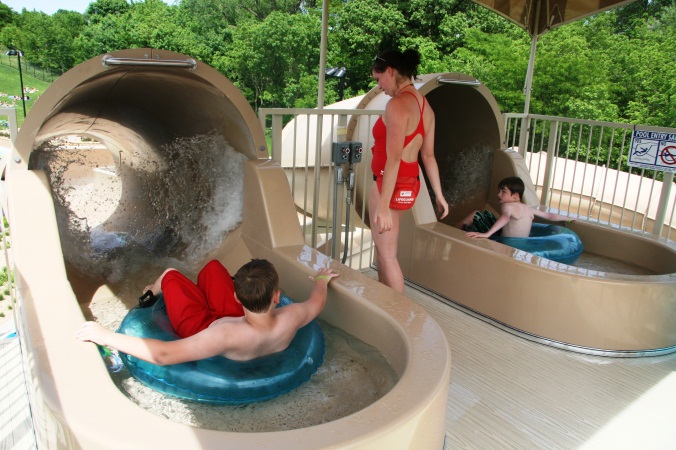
[461,176,574,239]
[77,259,338,364]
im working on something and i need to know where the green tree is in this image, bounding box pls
[73,0,210,64]
[0,9,85,72]
[180,0,307,26]
[404,0,514,52]
[177,0,234,56]
[85,0,131,23]
[126,0,209,59]
[328,0,406,94]
[445,27,530,114]
[623,7,676,127]
[0,0,672,130]
[533,24,618,121]
[72,12,132,62]
[47,10,87,71]
[0,2,16,30]
[220,11,322,109]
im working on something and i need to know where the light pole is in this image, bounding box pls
[6,48,26,118]
[325,67,347,101]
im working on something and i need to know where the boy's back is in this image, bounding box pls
[500,202,535,238]
[203,301,323,361]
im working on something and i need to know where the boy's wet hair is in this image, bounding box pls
[498,176,525,202]
[233,259,279,313]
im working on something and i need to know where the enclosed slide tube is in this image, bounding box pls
[5,49,450,449]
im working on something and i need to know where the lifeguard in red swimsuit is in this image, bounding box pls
[371,88,426,210]
[369,49,449,293]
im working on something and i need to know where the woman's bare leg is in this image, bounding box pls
[369,184,405,292]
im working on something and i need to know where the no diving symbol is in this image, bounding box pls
[660,146,676,165]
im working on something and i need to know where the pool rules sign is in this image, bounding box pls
[628,129,676,173]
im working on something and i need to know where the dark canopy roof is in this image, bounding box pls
[473,0,636,37]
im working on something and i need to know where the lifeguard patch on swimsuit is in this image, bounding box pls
[376,176,421,211]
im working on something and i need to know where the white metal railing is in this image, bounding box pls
[505,113,676,240]
[263,109,676,268]
[259,107,382,270]
[0,107,19,147]
[0,108,17,301]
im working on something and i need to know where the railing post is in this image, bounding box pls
[6,107,18,146]
[311,114,324,249]
[540,120,559,207]
[330,114,348,260]
[652,171,674,237]
[270,114,283,164]
[258,109,267,148]
[518,115,530,157]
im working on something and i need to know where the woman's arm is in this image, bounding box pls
[419,113,449,219]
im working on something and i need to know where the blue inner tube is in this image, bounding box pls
[117,292,325,404]
[493,223,584,265]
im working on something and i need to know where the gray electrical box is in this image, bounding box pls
[332,142,351,164]
[349,141,363,163]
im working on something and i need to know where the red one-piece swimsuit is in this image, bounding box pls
[371,90,425,210]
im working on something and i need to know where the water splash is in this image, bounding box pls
[30,133,247,282]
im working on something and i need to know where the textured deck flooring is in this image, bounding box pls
[0,316,37,450]
[2,274,676,449]
[394,275,676,449]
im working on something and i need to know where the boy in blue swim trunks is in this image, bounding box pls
[462,176,573,239]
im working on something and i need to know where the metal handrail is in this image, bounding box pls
[102,56,197,69]
[436,76,481,87]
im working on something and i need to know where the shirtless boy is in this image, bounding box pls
[76,259,339,364]
[465,176,573,239]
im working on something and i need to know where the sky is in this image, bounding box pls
[3,0,174,15]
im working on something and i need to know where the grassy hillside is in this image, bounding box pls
[0,62,51,128]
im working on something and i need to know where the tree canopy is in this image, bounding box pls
[0,0,673,128]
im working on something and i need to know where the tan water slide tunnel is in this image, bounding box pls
[6,49,451,449]
[342,73,676,356]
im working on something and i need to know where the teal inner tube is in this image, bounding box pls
[117,293,325,404]
[493,223,584,265]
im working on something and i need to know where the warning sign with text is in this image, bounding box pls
[628,129,676,172]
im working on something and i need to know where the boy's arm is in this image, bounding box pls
[532,208,574,223]
[76,321,225,365]
[466,210,511,239]
[289,268,339,328]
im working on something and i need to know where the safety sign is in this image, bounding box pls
[628,129,676,172]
